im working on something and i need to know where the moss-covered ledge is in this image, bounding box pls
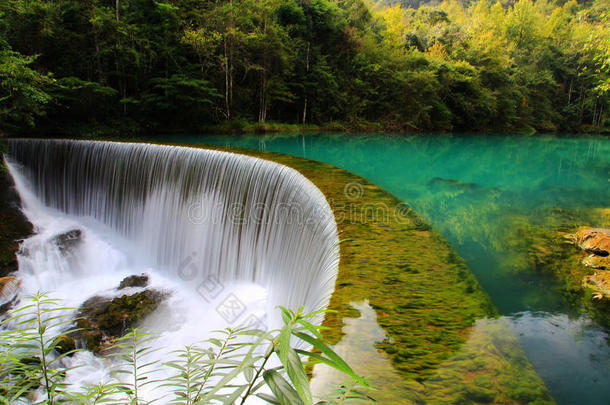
[157,141,553,404]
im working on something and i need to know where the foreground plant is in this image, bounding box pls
[0,294,373,404]
[0,293,80,404]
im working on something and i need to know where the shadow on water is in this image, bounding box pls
[157,133,610,404]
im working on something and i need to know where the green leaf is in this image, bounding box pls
[262,370,305,405]
[284,347,312,404]
[256,392,281,404]
[296,319,324,340]
[293,332,368,388]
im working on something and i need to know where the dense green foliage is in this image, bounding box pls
[0,0,608,135]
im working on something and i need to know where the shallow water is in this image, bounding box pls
[164,133,610,404]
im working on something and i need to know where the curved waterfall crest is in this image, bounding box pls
[6,139,339,317]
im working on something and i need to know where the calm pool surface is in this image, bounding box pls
[159,133,610,404]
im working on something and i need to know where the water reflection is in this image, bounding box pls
[506,312,610,404]
[311,301,584,404]
[310,301,415,403]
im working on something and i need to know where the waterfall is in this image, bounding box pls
[5,139,339,326]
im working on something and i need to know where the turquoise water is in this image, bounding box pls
[160,133,610,404]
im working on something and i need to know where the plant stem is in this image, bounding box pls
[35,297,53,405]
[239,344,273,405]
[132,332,138,404]
[194,331,231,401]
[184,347,194,405]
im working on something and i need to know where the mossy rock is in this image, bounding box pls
[582,255,610,270]
[75,289,167,352]
[53,335,76,355]
[52,229,82,256]
[118,273,149,290]
[564,228,610,256]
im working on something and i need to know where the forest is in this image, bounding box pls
[0,0,608,136]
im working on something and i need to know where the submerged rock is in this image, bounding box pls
[584,272,610,300]
[428,177,479,190]
[74,289,167,352]
[118,273,149,290]
[563,228,610,300]
[564,228,610,256]
[0,276,20,315]
[582,255,610,270]
[52,229,82,256]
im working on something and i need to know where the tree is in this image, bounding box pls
[0,50,53,131]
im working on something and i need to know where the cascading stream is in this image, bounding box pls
[5,139,339,328]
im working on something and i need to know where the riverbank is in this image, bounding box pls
[3,119,412,139]
[5,120,610,141]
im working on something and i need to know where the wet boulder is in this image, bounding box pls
[584,272,610,300]
[53,335,77,355]
[582,254,610,270]
[52,229,82,256]
[565,228,610,256]
[0,276,20,315]
[118,273,149,290]
[74,289,167,353]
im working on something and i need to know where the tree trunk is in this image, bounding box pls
[114,50,127,115]
[578,84,585,124]
[84,0,104,83]
[259,16,268,123]
[302,41,310,124]
[259,72,266,123]
[113,0,126,114]
[224,39,231,119]
[225,0,234,119]
[93,31,103,83]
